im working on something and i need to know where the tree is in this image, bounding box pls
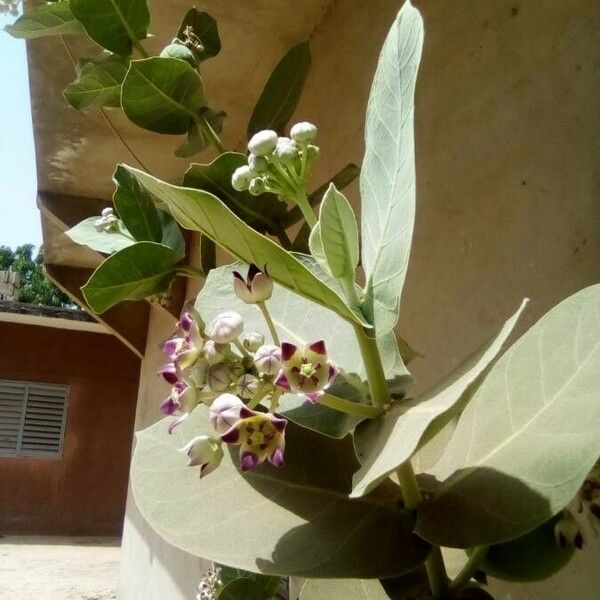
[0,244,74,308]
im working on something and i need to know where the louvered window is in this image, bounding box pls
[0,380,69,458]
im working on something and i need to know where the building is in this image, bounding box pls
[18,1,600,598]
[0,301,139,535]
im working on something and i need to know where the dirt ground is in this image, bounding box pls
[0,536,120,600]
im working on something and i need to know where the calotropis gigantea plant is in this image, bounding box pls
[9,1,600,598]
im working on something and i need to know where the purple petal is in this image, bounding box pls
[232,270,245,282]
[168,414,188,434]
[239,406,255,418]
[305,391,324,404]
[308,340,327,355]
[162,338,181,359]
[179,312,194,333]
[280,342,298,362]
[221,426,241,444]
[274,371,290,391]
[247,263,261,282]
[160,396,179,415]
[272,417,288,433]
[269,448,285,468]
[157,362,179,385]
[240,451,259,471]
[328,361,339,381]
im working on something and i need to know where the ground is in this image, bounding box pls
[0,536,120,600]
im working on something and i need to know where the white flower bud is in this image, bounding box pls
[254,344,282,375]
[209,393,244,434]
[207,363,231,392]
[248,130,278,156]
[231,165,254,191]
[236,374,260,400]
[306,144,320,161]
[274,137,298,165]
[180,435,224,478]
[243,331,265,352]
[290,121,317,143]
[248,177,267,196]
[203,340,228,365]
[248,153,268,173]
[101,207,115,218]
[206,311,244,343]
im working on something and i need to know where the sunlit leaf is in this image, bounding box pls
[5,2,83,39]
[65,217,135,254]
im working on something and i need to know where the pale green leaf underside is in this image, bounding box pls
[82,241,182,313]
[5,3,83,39]
[71,0,150,56]
[319,184,359,279]
[360,1,423,334]
[64,55,129,110]
[66,217,135,254]
[351,299,528,498]
[122,58,205,135]
[417,284,600,548]
[131,408,429,578]
[300,578,389,599]
[125,166,369,327]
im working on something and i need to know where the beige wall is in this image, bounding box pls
[118,1,600,598]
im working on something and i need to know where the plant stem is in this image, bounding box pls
[132,37,149,59]
[352,324,390,409]
[396,462,449,598]
[195,114,226,154]
[449,545,489,593]
[258,301,280,345]
[319,393,383,419]
[294,189,318,229]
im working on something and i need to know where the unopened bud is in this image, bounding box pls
[290,121,317,143]
[203,340,228,365]
[207,363,231,393]
[248,129,278,156]
[306,144,320,161]
[180,435,224,478]
[248,153,268,173]
[160,43,197,67]
[231,165,254,192]
[248,177,267,196]
[274,137,298,165]
[236,374,260,400]
[206,311,244,344]
[243,331,265,352]
[254,344,282,376]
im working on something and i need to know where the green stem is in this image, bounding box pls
[352,324,390,409]
[258,301,280,345]
[132,37,149,59]
[294,189,318,229]
[233,339,252,361]
[319,393,383,419]
[449,545,489,593]
[396,462,449,598]
[195,114,226,154]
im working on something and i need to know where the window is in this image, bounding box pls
[0,380,69,458]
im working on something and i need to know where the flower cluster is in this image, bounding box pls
[196,567,222,600]
[159,265,339,478]
[94,207,119,233]
[231,122,319,199]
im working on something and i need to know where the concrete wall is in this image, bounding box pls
[0,321,140,535]
[117,0,600,598]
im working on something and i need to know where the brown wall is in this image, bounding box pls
[0,321,140,536]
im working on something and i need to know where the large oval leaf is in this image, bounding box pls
[351,299,528,498]
[300,578,389,599]
[82,241,183,313]
[177,8,221,63]
[71,0,150,56]
[122,58,205,135]
[247,42,311,137]
[5,2,83,39]
[360,2,423,334]
[417,284,600,547]
[122,166,370,328]
[63,54,129,110]
[131,408,429,578]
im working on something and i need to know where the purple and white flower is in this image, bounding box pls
[274,340,338,403]
[180,435,224,478]
[233,264,273,304]
[160,380,203,433]
[254,344,281,376]
[205,311,244,344]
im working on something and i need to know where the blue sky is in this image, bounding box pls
[0,11,40,250]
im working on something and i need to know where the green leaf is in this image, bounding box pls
[247,42,311,137]
[319,184,359,279]
[122,57,205,135]
[158,210,186,255]
[113,165,162,242]
[82,242,183,313]
[175,107,226,158]
[131,407,429,578]
[216,579,274,600]
[218,565,281,592]
[300,578,390,599]
[308,222,327,273]
[351,299,528,498]
[183,152,285,233]
[417,284,600,548]
[65,217,135,254]
[123,166,370,328]
[5,2,83,39]
[177,8,221,63]
[63,54,129,110]
[70,0,150,56]
[360,2,423,334]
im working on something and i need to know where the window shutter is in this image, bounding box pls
[0,380,69,458]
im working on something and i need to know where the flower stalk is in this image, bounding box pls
[449,545,489,592]
[319,392,383,419]
[258,301,280,345]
